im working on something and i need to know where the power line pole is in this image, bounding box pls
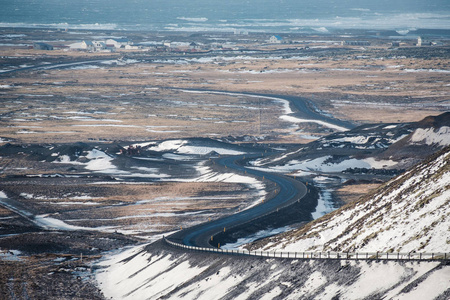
[258,98,261,135]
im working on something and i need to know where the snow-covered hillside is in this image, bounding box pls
[95,148,450,300]
[96,240,449,300]
[250,147,450,253]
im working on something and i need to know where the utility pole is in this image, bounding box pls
[258,98,262,136]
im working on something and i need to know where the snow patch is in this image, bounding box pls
[149,140,245,155]
[280,115,348,132]
[410,127,450,146]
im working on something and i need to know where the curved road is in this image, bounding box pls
[168,154,308,248]
[3,57,354,249]
[167,88,355,248]
[174,88,357,130]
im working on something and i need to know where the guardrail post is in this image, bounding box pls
[432,253,434,260]
[303,252,305,259]
[397,252,399,260]
[376,252,378,260]
[356,253,358,260]
[420,253,422,260]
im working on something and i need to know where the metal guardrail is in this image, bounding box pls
[164,237,449,261]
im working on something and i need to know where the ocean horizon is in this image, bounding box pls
[1,0,449,34]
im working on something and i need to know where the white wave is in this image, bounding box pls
[350,8,371,12]
[284,13,450,30]
[312,27,329,33]
[177,17,208,22]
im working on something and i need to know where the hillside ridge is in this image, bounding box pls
[249,146,450,253]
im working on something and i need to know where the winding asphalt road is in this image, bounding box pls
[167,89,357,248]
[2,57,354,249]
[168,154,308,248]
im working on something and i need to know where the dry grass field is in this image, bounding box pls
[1,43,449,145]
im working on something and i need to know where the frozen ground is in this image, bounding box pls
[95,240,449,300]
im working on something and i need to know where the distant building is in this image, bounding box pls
[234,29,249,35]
[92,41,106,51]
[53,44,70,50]
[33,42,53,50]
[342,41,370,46]
[417,36,433,47]
[189,42,201,51]
[124,44,140,50]
[417,36,423,47]
[79,40,94,51]
[431,41,444,46]
[69,40,114,52]
[269,35,283,43]
[106,38,132,48]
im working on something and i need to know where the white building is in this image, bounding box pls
[417,36,423,47]
[69,40,94,51]
[92,41,106,51]
[68,40,110,52]
[269,35,283,44]
[106,38,132,48]
[125,44,140,50]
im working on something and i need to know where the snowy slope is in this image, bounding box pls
[96,240,449,300]
[254,112,450,173]
[95,149,450,300]
[410,126,450,146]
[251,147,450,253]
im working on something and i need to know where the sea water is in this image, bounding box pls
[0,0,449,33]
